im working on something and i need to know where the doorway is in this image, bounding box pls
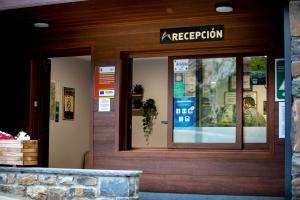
[48,56,91,168]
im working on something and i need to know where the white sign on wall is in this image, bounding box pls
[278,102,285,138]
[98,98,110,112]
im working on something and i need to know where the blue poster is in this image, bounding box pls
[174,97,196,127]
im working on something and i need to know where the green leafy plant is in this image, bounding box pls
[133,98,143,109]
[250,57,267,71]
[133,84,144,94]
[142,98,158,145]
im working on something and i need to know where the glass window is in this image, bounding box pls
[131,57,168,148]
[243,56,267,143]
[173,57,237,143]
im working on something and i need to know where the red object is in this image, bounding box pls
[0,133,15,140]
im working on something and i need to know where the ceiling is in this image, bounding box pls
[0,0,86,11]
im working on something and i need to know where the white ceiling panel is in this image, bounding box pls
[0,0,86,11]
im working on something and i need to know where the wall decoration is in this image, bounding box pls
[63,87,75,120]
[218,104,236,126]
[229,73,252,91]
[55,101,60,122]
[50,81,57,120]
[224,92,236,105]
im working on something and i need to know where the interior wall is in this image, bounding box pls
[132,57,168,148]
[49,56,91,168]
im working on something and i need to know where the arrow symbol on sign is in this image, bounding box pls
[279,80,285,90]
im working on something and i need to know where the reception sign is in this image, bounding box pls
[160,25,224,44]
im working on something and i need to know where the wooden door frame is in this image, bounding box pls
[29,42,95,167]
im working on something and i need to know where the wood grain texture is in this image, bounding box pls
[0,0,284,196]
[0,140,38,166]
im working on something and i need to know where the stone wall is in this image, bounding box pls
[0,167,141,200]
[290,1,300,199]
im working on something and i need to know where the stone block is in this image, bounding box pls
[134,177,139,196]
[26,186,48,200]
[18,174,37,186]
[48,187,67,200]
[290,1,300,37]
[0,174,7,184]
[293,62,300,78]
[293,99,300,152]
[292,38,300,61]
[58,176,74,185]
[77,176,97,186]
[39,175,57,185]
[69,187,96,198]
[0,184,12,193]
[12,185,26,196]
[292,154,300,176]
[95,198,116,200]
[0,184,26,196]
[129,177,136,197]
[7,173,16,184]
[99,177,129,197]
[292,77,300,98]
[116,198,138,200]
[293,177,300,198]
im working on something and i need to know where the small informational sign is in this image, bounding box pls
[174,59,189,72]
[174,73,184,97]
[174,97,196,127]
[160,25,224,44]
[99,98,111,112]
[275,59,285,101]
[95,66,115,98]
[279,102,285,138]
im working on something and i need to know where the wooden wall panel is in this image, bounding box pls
[141,174,283,196]
[0,0,284,196]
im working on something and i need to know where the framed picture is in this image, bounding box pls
[224,92,236,105]
[63,87,75,120]
[218,104,236,126]
[49,81,57,121]
[229,73,252,91]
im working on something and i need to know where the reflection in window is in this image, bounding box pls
[173,57,236,143]
[243,56,267,143]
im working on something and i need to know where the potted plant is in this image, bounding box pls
[132,84,144,94]
[132,98,143,109]
[142,98,158,145]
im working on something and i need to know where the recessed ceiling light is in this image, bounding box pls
[33,22,49,28]
[215,3,233,13]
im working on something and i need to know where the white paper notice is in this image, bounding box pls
[279,102,285,138]
[99,98,110,112]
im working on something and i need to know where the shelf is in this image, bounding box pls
[132,93,143,97]
[132,108,142,116]
[132,92,143,116]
